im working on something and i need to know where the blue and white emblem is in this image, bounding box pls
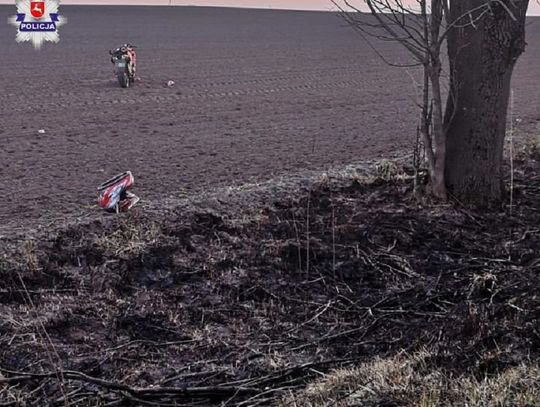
[9,0,66,49]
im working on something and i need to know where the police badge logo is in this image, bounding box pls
[9,0,66,49]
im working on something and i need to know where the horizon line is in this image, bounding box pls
[0,1,538,16]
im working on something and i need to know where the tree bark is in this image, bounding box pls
[429,0,448,200]
[444,0,529,206]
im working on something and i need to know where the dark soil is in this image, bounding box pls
[0,6,539,232]
[1,150,538,406]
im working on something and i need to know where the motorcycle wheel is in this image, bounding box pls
[117,71,130,88]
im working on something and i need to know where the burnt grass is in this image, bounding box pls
[0,153,539,406]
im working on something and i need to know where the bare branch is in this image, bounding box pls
[332,0,424,66]
[0,368,259,399]
[492,0,517,21]
[334,1,435,77]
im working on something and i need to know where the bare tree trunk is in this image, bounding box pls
[420,66,435,173]
[420,1,436,178]
[430,64,447,200]
[444,0,528,206]
[429,0,447,199]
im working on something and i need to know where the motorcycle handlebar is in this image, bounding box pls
[109,45,137,55]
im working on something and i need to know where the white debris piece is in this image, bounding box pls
[166,80,175,87]
[38,129,46,134]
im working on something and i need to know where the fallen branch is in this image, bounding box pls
[0,368,259,400]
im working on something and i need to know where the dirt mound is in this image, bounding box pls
[0,153,539,405]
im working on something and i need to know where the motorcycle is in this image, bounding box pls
[109,44,137,88]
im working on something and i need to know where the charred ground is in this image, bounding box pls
[0,146,538,406]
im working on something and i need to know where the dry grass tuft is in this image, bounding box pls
[513,134,540,162]
[374,159,409,181]
[22,240,39,273]
[281,350,540,407]
[93,221,161,256]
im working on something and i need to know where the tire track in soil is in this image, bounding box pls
[0,67,381,113]
[2,79,368,112]
[0,75,384,143]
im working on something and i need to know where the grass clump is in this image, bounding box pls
[281,350,539,407]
